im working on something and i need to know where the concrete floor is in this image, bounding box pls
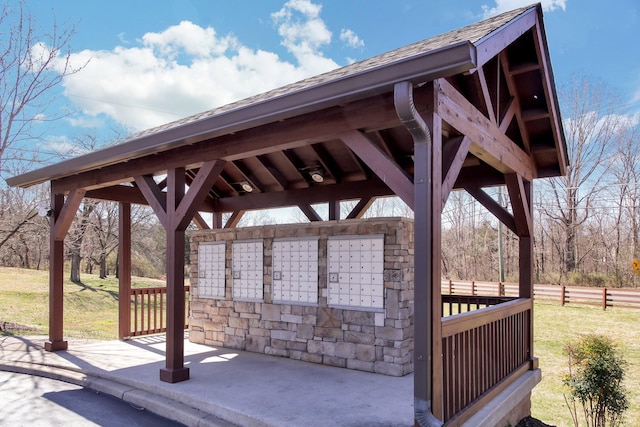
[0,334,414,426]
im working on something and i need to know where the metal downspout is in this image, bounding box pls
[394,81,443,427]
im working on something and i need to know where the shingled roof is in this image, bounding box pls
[8,4,564,191]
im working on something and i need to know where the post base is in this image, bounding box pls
[45,340,68,352]
[160,367,190,383]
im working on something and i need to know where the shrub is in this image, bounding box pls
[563,334,628,427]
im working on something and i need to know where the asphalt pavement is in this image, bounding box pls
[0,370,184,427]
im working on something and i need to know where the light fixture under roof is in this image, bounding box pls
[240,182,253,192]
[37,201,53,217]
[310,170,324,183]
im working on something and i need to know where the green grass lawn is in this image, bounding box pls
[1,267,638,424]
[0,267,166,339]
[532,302,640,426]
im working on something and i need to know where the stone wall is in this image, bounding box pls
[188,218,415,376]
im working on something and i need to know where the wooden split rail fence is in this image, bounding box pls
[442,280,640,310]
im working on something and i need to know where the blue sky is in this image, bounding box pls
[15,0,640,157]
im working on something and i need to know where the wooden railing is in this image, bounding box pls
[442,280,640,310]
[130,286,190,337]
[441,297,532,424]
[442,294,516,316]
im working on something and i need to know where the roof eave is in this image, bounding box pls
[7,41,477,189]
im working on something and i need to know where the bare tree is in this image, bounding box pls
[540,76,622,279]
[0,1,85,175]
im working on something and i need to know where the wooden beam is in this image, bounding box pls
[52,188,87,241]
[339,130,414,209]
[85,177,395,214]
[346,197,375,219]
[216,178,394,213]
[441,136,471,210]
[299,204,322,222]
[505,173,532,237]
[465,186,518,234]
[435,78,535,181]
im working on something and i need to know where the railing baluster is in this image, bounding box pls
[439,298,532,423]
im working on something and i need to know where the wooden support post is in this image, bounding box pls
[136,160,225,383]
[328,200,340,221]
[602,288,607,311]
[396,80,443,425]
[46,192,67,352]
[518,179,534,366]
[561,285,566,306]
[118,202,132,340]
[161,167,190,383]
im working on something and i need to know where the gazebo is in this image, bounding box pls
[8,4,566,426]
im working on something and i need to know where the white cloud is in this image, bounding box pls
[52,1,341,132]
[271,0,338,75]
[340,29,364,49]
[482,0,567,18]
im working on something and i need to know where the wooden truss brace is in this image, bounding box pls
[135,160,226,231]
[441,136,471,210]
[52,188,87,241]
[224,211,245,228]
[346,198,375,219]
[505,173,532,237]
[299,204,322,222]
[465,185,517,235]
[339,130,414,209]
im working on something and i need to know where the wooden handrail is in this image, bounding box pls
[442,298,531,337]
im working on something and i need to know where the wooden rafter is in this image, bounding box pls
[310,143,341,183]
[230,160,264,193]
[257,155,289,190]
